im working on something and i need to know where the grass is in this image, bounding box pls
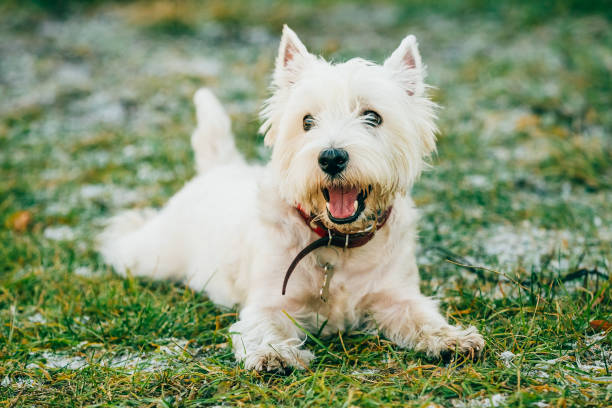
[1,0,611,406]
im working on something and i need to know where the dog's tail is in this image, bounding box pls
[96,207,187,281]
[191,88,243,173]
[96,208,160,278]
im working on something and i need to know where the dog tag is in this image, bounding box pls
[319,263,335,303]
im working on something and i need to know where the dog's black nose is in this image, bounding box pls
[318,148,349,176]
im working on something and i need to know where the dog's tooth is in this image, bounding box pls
[354,200,358,211]
[326,202,330,212]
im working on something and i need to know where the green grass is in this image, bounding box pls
[1,1,611,406]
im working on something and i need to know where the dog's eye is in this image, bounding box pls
[362,110,382,127]
[303,114,315,131]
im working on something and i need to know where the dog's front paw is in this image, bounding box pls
[420,325,484,360]
[241,345,315,372]
[440,326,484,361]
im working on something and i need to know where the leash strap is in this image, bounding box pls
[282,236,330,295]
[281,207,392,295]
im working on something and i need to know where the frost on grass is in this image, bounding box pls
[465,175,492,190]
[351,368,379,376]
[43,225,76,241]
[499,350,515,367]
[472,220,607,283]
[27,313,47,324]
[146,54,222,78]
[477,222,573,269]
[136,163,174,183]
[27,351,88,370]
[80,184,144,207]
[74,266,96,277]
[419,219,602,296]
[70,92,127,127]
[576,332,612,375]
[26,339,199,374]
[105,352,172,373]
[523,332,612,382]
[1,375,37,389]
[75,315,90,324]
[104,338,197,373]
[452,393,506,408]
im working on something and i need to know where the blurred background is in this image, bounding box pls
[1,0,611,289]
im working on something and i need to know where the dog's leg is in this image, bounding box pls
[367,290,484,359]
[230,305,315,371]
[191,88,243,174]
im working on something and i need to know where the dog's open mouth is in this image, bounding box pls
[322,185,370,224]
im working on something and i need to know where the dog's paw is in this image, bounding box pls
[440,326,484,361]
[242,345,315,372]
[420,325,484,361]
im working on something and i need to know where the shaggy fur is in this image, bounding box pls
[98,25,484,371]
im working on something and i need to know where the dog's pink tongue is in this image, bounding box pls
[327,187,359,219]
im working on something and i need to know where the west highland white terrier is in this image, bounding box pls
[98,25,484,371]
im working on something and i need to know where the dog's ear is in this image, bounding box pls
[384,35,424,96]
[261,25,311,146]
[274,25,310,87]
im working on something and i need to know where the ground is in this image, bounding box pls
[0,1,611,407]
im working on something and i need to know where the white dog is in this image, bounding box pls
[98,25,484,371]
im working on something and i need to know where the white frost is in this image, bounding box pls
[1,376,37,389]
[74,266,95,277]
[43,225,75,241]
[499,350,515,366]
[351,368,379,376]
[25,338,199,374]
[79,184,143,207]
[453,393,506,408]
[477,222,575,271]
[28,351,88,370]
[28,313,47,324]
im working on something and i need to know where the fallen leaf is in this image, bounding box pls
[589,320,612,332]
[7,210,32,232]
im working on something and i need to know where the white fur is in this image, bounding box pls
[98,25,484,371]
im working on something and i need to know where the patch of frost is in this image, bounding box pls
[28,313,47,324]
[28,351,87,370]
[75,316,91,324]
[500,350,515,366]
[476,222,580,271]
[43,225,75,241]
[466,175,491,189]
[74,266,95,277]
[1,376,37,389]
[351,368,379,376]
[158,56,222,78]
[79,184,143,207]
[453,393,506,408]
[106,352,171,373]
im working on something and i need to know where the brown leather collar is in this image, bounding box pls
[282,206,392,295]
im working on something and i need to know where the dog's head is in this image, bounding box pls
[261,26,437,233]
